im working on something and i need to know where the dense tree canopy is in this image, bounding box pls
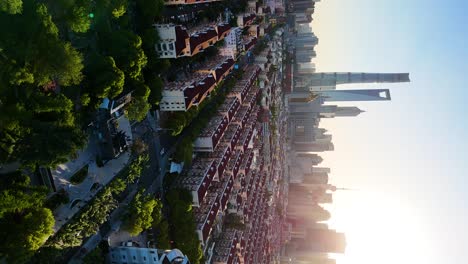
[167,189,203,264]
[0,0,23,14]
[123,190,162,236]
[0,92,87,167]
[0,1,84,87]
[102,30,147,80]
[126,96,150,122]
[85,54,125,99]
[0,172,55,263]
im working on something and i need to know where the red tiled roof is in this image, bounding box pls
[217,23,232,39]
[214,58,235,82]
[189,28,217,53]
[175,25,189,56]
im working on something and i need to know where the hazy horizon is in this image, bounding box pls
[312,1,468,264]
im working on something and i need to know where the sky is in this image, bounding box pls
[310,1,468,264]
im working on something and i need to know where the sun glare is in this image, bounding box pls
[327,191,433,264]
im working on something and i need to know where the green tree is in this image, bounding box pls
[126,96,150,122]
[147,75,163,106]
[103,30,147,80]
[111,0,127,18]
[167,189,203,264]
[85,54,125,99]
[83,247,105,264]
[136,0,164,25]
[109,178,126,195]
[0,0,22,14]
[155,219,171,249]
[123,190,162,236]
[68,5,91,33]
[0,172,54,263]
[174,136,193,165]
[127,154,149,183]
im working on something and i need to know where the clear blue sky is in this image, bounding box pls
[311,1,468,263]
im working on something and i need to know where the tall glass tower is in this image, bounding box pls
[308,72,410,87]
[317,89,391,102]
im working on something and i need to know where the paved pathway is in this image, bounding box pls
[52,116,133,232]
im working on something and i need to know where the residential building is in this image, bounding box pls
[194,115,230,152]
[155,23,231,58]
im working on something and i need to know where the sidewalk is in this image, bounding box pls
[52,117,133,232]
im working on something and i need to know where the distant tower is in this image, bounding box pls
[317,89,391,102]
[303,229,347,254]
[319,105,365,118]
[308,72,410,87]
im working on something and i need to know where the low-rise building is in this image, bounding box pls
[194,193,221,245]
[178,159,217,206]
[160,56,234,112]
[194,115,229,152]
[160,73,216,112]
[205,144,232,180]
[237,13,256,28]
[220,124,242,151]
[218,96,241,122]
[155,23,231,58]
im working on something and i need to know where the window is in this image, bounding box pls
[169,43,174,50]
[162,43,167,51]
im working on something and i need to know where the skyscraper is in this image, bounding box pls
[319,105,364,118]
[308,72,410,87]
[318,89,391,102]
[295,72,410,91]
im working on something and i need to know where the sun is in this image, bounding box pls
[326,191,434,264]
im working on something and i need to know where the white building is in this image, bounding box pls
[109,247,190,264]
[219,27,242,58]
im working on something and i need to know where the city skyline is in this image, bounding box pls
[312,1,468,264]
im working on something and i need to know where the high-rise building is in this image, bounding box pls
[295,72,410,91]
[304,229,347,254]
[293,142,334,152]
[319,105,364,118]
[307,72,410,87]
[318,89,391,102]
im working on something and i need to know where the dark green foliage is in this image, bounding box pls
[101,30,147,80]
[70,164,89,184]
[126,96,151,122]
[45,189,70,210]
[83,246,105,264]
[123,190,162,236]
[147,75,164,106]
[0,1,84,87]
[166,189,203,264]
[0,0,22,14]
[127,154,149,183]
[109,178,126,195]
[135,0,164,25]
[0,1,87,167]
[155,219,171,249]
[85,54,125,100]
[111,0,127,18]
[0,171,54,263]
[174,136,193,165]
